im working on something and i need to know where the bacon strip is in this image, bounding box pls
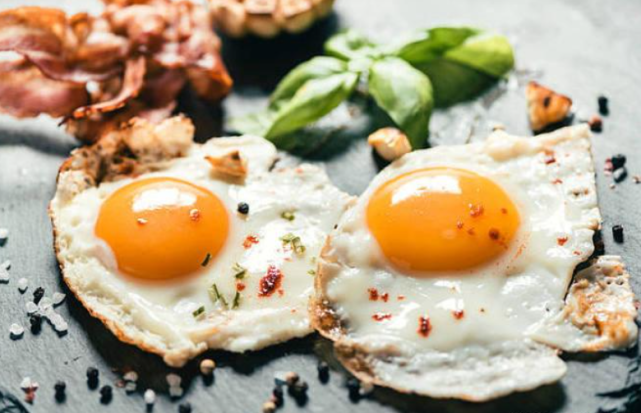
[0,0,232,142]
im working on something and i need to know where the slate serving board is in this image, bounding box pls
[1,0,640,412]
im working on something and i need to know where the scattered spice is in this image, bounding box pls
[243,235,259,249]
[456,221,464,229]
[488,228,500,241]
[201,253,212,267]
[192,306,206,318]
[262,400,277,413]
[469,204,484,217]
[209,283,228,307]
[613,225,624,243]
[179,402,192,413]
[611,154,626,170]
[86,367,99,389]
[54,381,66,402]
[280,233,306,255]
[189,208,201,221]
[236,282,246,292]
[633,175,641,184]
[285,372,300,386]
[346,377,361,401]
[272,386,284,406]
[237,202,250,215]
[9,323,24,339]
[29,314,42,334]
[381,293,389,302]
[281,210,296,221]
[367,288,379,301]
[259,266,283,297]
[613,167,628,183]
[307,269,316,276]
[372,313,392,321]
[200,359,216,376]
[552,178,563,185]
[99,385,112,404]
[501,208,508,214]
[144,389,156,406]
[418,316,432,338]
[467,228,476,236]
[397,295,406,300]
[317,361,329,383]
[557,237,569,246]
[543,153,556,164]
[453,310,465,320]
[232,263,247,279]
[598,95,609,116]
[588,114,602,132]
[33,287,45,304]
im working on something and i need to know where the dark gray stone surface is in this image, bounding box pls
[0,0,639,412]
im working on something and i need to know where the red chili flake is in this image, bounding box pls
[573,251,581,256]
[456,221,464,229]
[469,204,484,217]
[243,235,259,249]
[190,208,201,221]
[236,282,246,292]
[258,265,283,297]
[557,237,568,246]
[488,228,500,240]
[381,293,389,303]
[453,310,465,320]
[372,313,392,322]
[418,316,432,338]
[500,207,508,214]
[552,178,563,185]
[588,114,603,132]
[367,288,379,301]
[467,228,476,236]
[397,295,405,301]
[544,153,556,164]
[278,288,284,296]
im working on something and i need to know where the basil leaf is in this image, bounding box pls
[443,33,514,78]
[368,57,433,149]
[324,29,379,61]
[228,110,275,137]
[265,72,358,139]
[419,59,495,107]
[392,27,479,65]
[270,57,348,108]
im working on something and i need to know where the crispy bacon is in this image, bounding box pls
[0,0,232,142]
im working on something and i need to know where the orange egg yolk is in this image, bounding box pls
[95,177,229,281]
[366,167,520,273]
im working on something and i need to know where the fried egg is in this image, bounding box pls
[312,125,637,401]
[50,116,352,366]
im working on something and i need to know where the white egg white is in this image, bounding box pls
[51,129,352,367]
[313,125,637,401]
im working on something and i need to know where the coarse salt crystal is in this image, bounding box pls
[17,278,28,293]
[39,297,53,312]
[0,267,9,283]
[124,381,137,393]
[1,260,11,270]
[0,228,8,241]
[144,389,156,405]
[52,292,66,306]
[25,301,38,314]
[20,377,32,390]
[10,323,24,338]
[123,371,138,382]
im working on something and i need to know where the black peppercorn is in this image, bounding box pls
[87,367,99,389]
[54,380,66,402]
[272,386,284,406]
[178,402,192,413]
[237,202,249,215]
[33,287,45,304]
[598,95,609,116]
[613,167,628,183]
[611,154,626,170]
[29,314,42,334]
[346,378,360,401]
[317,361,329,383]
[613,225,624,243]
[99,385,112,403]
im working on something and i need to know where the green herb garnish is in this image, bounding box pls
[208,283,228,308]
[230,27,514,150]
[232,263,247,279]
[281,233,306,256]
[308,269,316,276]
[192,306,205,318]
[232,291,241,309]
[281,210,296,221]
[201,253,212,267]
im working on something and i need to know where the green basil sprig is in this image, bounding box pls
[231,27,514,150]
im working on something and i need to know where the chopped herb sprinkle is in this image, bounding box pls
[232,291,241,309]
[201,253,212,267]
[192,306,206,318]
[209,283,228,308]
[280,233,305,255]
[281,210,295,221]
[307,269,316,276]
[232,263,247,279]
